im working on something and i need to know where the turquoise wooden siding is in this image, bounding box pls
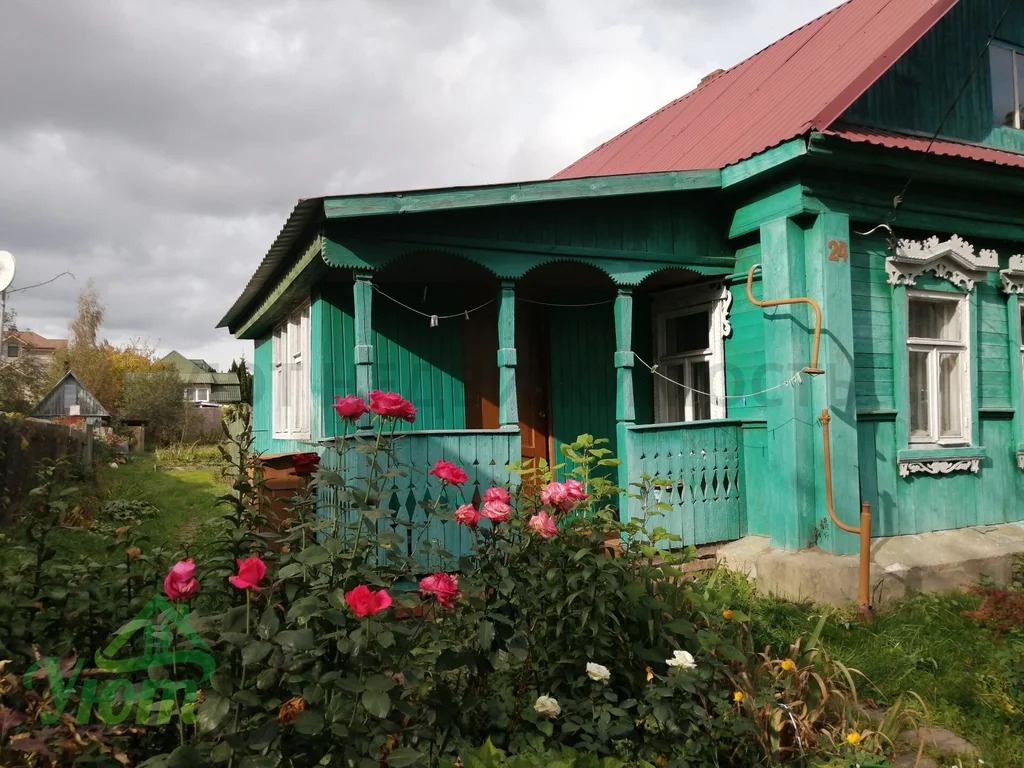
[843,0,1024,154]
[549,303,618,469]
[318,285,357,439]
[725,244,768,422]
[631,293,655,427]
[371,286,467,433]
[624,421,743,546]
[857,415,1024,536]
[851,236,895,412]
[978,276,1012,409]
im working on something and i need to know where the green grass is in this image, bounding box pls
[153,442,224,469]
[752,591,1024,766]
[98,453,229,544]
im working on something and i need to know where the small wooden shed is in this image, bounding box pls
[30,371,110,427]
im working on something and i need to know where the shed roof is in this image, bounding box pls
[554,0,958,178]
[823,121,1024,169]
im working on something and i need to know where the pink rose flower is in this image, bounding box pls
[344,585,392,617]
[428,459,468,486]
[481,500,511,523]
[332,394,368,423]
[229,555,267,592]
[540,482,570,511]
[420,573,459,608]
[528,511,559,539]
[163,558,199,602]
[483,486,511,504]
[368,390,417,423]
[454,504,482,527]
[564,479,588,503]
[291,452,320,477]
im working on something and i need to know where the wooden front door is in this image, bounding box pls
[515,303,551,467]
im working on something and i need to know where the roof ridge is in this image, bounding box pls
[554,0,855,178]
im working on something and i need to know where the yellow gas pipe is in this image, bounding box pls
[745,265,873,620]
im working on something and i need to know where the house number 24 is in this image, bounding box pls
[827,240,849,262]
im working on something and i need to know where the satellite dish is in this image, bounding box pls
[0,251,14,292]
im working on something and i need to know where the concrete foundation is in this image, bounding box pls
[717,522,1024,606]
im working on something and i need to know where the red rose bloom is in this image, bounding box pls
[229,556,267,592]
[332,394,368,423]
[428,459,468,486]
[481,500,511,523]
[344,585,392,617]
[419,573,459,608]
[292,452,320,477]
[368,390,417,423]
[164,559,199,602]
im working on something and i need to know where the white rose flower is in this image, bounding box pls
[586,662,611,683]
[533,695,560,718]
[666,650,696,669]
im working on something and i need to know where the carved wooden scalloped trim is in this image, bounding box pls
[1000,254,1024,295]
[886,235,998,291]
[897,457,981,478]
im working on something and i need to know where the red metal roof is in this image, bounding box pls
[823,122,1024,169]
[554,0,958,179]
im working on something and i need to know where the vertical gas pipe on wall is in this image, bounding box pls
[745,265,873,619]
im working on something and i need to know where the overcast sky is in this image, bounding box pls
[0,0,840,371]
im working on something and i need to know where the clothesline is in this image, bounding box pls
[631,352,807,401]
[371,283,615,325]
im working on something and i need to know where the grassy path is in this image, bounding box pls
[98,453,228,545]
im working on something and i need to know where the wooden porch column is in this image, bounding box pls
[353,271,374,426]
[497,281,518,429]
[804,211,859,555]
[760,218,816,550]
[614,288,635,504]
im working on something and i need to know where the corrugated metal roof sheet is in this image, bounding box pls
[823,122,1024,169]
[554,0,958,179]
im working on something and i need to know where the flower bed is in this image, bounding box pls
[0,395,907,767]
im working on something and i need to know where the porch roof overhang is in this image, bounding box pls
[220,169,723,336]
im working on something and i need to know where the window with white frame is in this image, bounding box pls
[907,292,971,446]
[991,43,1023,129]
[652,286,727,423]
[183,387,211,402]
[272,301,311,439]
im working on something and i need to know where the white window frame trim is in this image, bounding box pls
[906,289,972,448]
[651,283,729,424]
[272,300,311,440]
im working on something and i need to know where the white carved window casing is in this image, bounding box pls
[272,301,311,440]
[652,284,730,423]
[886,235,998,291]
[906,291,971,448]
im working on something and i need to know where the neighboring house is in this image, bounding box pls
[159,351,241,405]
[30,371,109,426]
[220,0,1024,559]
[3,329,67,361]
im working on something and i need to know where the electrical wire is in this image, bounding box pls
[369,283,495,324]
[6,271,75,294]
[515,296,615,308]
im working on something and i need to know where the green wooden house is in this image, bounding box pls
[221,0,1024,556]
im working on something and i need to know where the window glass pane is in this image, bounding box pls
[909,298,960,341]
[664,311,709,355]
[688,360,712,421]
[991,44,1017,127]
[909,350,930,438]
[664,363,686,422]
[938,353,962,438]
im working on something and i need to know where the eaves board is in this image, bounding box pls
[321,170,721,220]
[234,236,326,340]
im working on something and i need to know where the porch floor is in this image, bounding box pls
[716,522,1024,606]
